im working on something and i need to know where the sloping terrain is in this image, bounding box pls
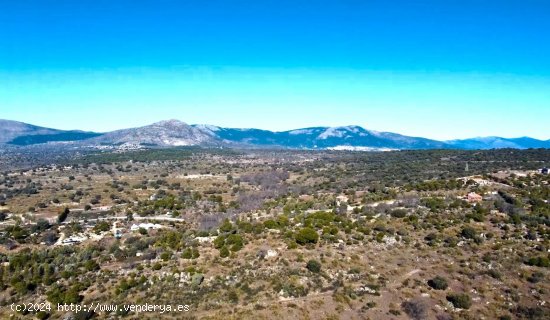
[86,120,219,147]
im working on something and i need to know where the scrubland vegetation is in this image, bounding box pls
[0,148,549,319]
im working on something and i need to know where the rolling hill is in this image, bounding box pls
[1,119,549,150]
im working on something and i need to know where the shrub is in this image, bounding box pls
[306,259,322,273]
[218,219,233,233]
[215,234,244,253]
[84,260,100,272]
[93,221,110,233]
[447,293,472,309]
[227,290,239,304]
[220,246,230,258]
[160,251,171,261]
[402,298,428,320]
[390,209,407,218]
[389,309,401,316]
[226,234,244,252]
[525,256,550,268]
[263,219,278,229]
[295,227,319,245]
[47,285,83,305]
[428,276,448,290]
[460,226,476,239]
[182,248,193,259]
[487,269,502,280]
[288,241,298,249]
[152,263,162,270]
[213,236,226,249]
[58,207,69,223]
[513,306,548,319]
[527,272,544,283]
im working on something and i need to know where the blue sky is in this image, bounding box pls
[1,0,549,140]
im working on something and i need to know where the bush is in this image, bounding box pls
[152,263,162,270]
[447,293,472,309]
[160,251,171,261]
[513,305,547,319]
[226,234,244,252]
[93,221,110,233]
[47,285,83,305]
[263,219,278,229]
[295,227,319,245]
[526,256,550,268]
[390,209,407,218]
[527,272,545,283]
[182,248,200,259]
[84,260,100,272]
[218,219,233,233]
[306,259,321,273]
[401,298,428,320]
[220,246,230,258]
[227,290,239,304]
[428,276,448,290]
[460,226,476,239]
[213,235,224,248]
[57,207,69,223]
[215,234,244,253]
[487,269,502,280]
[288,241,298,249]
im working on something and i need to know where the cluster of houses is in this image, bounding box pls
[129,223,163,232]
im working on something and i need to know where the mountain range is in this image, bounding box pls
[0,119,548,150]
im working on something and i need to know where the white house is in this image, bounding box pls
[130,223,162,232]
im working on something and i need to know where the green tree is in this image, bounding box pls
[226,234,244,252]
[58,207,70,223]
[295,227,319,245]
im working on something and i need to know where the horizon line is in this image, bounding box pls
[2,118,549,142]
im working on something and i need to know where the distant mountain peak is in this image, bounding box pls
[317,126,368,140]
[151,119,188,127]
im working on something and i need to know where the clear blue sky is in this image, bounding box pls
[1,0,549,140]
